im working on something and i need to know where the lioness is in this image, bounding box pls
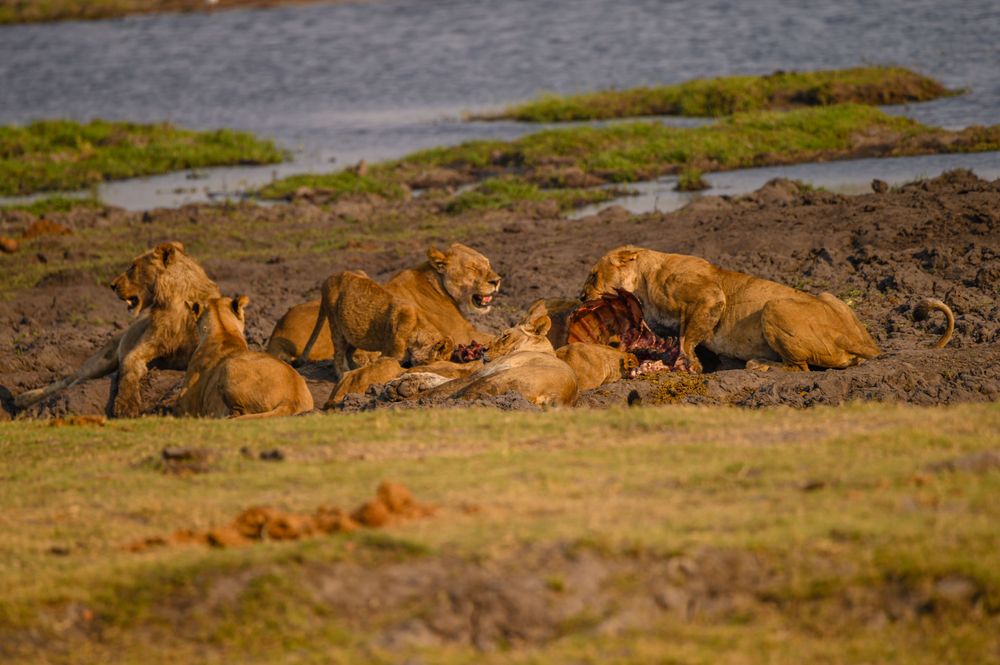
[176,296,313,419]
[386,308,578,407]
[582,246,951,372]
[384,243,500,345]
[297,271,454,379]
[264,243,498,363]
[14,241,220,417]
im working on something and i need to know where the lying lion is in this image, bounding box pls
[385,307,578,407]
[15,241,220,417]
[296,270,454,379]
[175,296,313,419]
[582,245,953,372]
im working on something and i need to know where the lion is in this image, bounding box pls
[14,241,220,417]
[323,356,483,408]
[581,246,953,372]
[265,243,498,363]
[384,243,500,346]
[556,343,638,392]
[296,270,454,380]
[384,307,578,407]
[175,296,313,419]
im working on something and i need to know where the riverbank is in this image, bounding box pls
[0,0,349,25]
[473,66,958,122]
[0,119,284,196]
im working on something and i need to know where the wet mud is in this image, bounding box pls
[2,170,997,416]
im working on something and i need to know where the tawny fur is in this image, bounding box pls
[556,343,637,392]
[385,308,578,407]
[14,241,220,417]
[175,296,313,419]
[582,245,885,373]
[384,243,501,346]
[296,270,454,380]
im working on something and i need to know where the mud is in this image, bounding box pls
[125,481,435,552]
[2,169,998,415]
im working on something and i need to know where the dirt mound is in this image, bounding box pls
[4,169,999,415]
[125,481,436,552]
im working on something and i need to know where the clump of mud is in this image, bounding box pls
[125,481,436,552]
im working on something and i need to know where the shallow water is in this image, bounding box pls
[1,0,998,209]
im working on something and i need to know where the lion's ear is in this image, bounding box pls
[526,313,552,337]
[186,301,202,318]
[427,247,448,273]
[231,295,249,319]
[610,248,640,267]
[156,241,183,266]
[526,299,548,319]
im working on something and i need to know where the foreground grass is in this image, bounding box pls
[0,0,331,24]
[1,403,998,663]
[0,119,284,196]
[479,66,958,122]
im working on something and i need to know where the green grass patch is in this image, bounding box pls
[0,119,285,196]
[444,176,619,214]
[0,197,485,300]
[483,66,958,122]
[0,404,998,662]
[405,104,1000,183]
[0,0,319,24]
[0,194,104,216]
[256,169,407,202]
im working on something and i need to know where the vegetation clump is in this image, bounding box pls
[0,0,328,24]
[675,167,709,192]
[403,105,1000,185]
[256,169,407,203]
[481,66,959,122]
[443,176,619,214]
[0,119,284,196]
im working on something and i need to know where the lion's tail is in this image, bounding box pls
[913,298,955,349]
[294,281,331,368]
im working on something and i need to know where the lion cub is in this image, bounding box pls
[297,271,454,380]
[175,296,313,419]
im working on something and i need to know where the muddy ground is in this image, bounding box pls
[1,169,997,418]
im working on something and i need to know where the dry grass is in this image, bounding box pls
[1,403,998,662]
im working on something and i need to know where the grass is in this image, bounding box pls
[443,176,620,214]
[0,119,285,196]
[0,0,329,24]
[256,169,408,202]
[402,104,1000,183]
[481,66,958,122]
[0,196,484,299]
[0,403,998,662]
[0,194,104,216]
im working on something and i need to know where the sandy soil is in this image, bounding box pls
[1,170,997,418]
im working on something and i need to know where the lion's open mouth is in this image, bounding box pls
[472,293,494,309]
[125,296,141,314]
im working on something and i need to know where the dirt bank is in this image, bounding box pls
[2,169,997,417]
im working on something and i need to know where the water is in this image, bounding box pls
[1,0,998,209]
